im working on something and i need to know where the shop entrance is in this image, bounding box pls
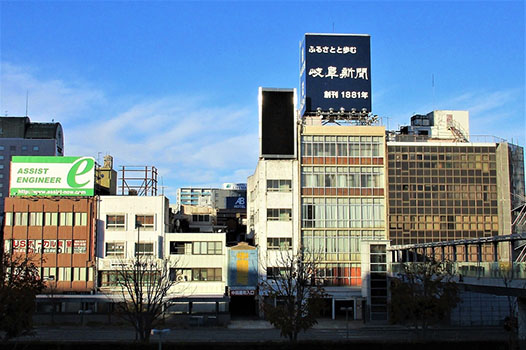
[335,299,355,320]
[230,295,257,318]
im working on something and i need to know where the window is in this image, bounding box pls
[267,179,292,192]
[4,212,12,226]
[267,208,292,221]
[192,268,222,281]
[75,212,87,226]
[136,215,154,230]
[73,267,87,281]
[45,212,58,226]
[267,267,288,279]
[42,267,56,281]
[21,146,28,151]
[106,215,125,230]
[135,242,154,256]
[192,241,222,255]
[32,146,39,151]
[15,212,28,226]
[169,241,192,255]
[267,237,292,250]
[59,267,72,282]
[4,239,11,253]
[0,146,4,151]
[9,146,16,151]
[59,212,73,226]
[0,156,4,160]
[106,242,125,257]
[192,214,210,222]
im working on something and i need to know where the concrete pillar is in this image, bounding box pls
[464,244,469,262]
[441,246,445,261]
[477,244,482,263]
[518,297,526,341]
[332,298,335,320]
[493,242,499,262]
[453,245,457,262]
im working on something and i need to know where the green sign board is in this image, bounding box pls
[10,156,95,197]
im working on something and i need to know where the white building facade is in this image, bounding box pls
[96,195,170,290]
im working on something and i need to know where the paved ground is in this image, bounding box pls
[10,320,510,344]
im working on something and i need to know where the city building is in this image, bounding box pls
[175,184,247,242]
[387,111,525,262]
[3,156,100,294]
[165,231,229,317]
[3,196,96,293]
[0,117,64,222]
[96,195,170,290]
[248,82,389,321]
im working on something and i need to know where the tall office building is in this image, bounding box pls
[387,110,525,261]
[0,117,64,222]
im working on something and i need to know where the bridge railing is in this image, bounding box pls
[391,262,526,280]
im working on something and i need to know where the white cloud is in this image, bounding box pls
[1,62,260,201]
[0,62,106,122]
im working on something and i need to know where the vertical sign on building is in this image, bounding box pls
[300,33,372,116]
[259,87,296,159]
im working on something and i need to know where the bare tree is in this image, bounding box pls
[390,260,460,337]
[0,253,45,341]
[113,255,176,343]
[260,250,326,343]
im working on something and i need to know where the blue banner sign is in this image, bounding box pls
[300,33,372,116]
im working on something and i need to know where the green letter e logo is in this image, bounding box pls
[67,158,95,188]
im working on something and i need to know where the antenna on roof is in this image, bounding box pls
[432,74,436,110]
[25,90,29,117]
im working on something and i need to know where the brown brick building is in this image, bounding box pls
[3,197,96,293]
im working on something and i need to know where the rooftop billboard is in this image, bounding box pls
[10,156,95,197]
[300,33,371,116]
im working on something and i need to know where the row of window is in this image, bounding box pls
[267,237,292,250]
[170,268,222,282]
[192,214,210,222]
[390,184,497,194]
[100,270,162,286]
[42,266,93,282]
[388,146,496,154]
[105,242,154,257]
[267,209,292,221]
[5,239,87,254]
[267,179,292,192]
[0,145,40,152]
[302,167,383,189]
[302,198,385,228]
[106,214,154,230]
[302,230,385,262]
[301,136,384,158]
[267,263,363,287]
[169,241,222,255]
[5,212,88,227]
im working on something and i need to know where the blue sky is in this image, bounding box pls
[1,1,524,201]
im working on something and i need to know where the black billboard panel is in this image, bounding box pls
[260,88,295,158]
[300,33,371,116]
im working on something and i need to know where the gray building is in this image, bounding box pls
[0,117,64,221]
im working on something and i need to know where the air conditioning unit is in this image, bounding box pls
[176,275,187,282]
